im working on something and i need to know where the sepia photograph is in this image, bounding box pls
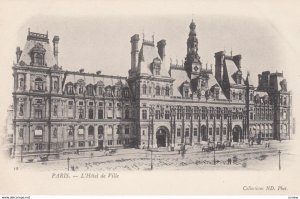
[0,0,299,196]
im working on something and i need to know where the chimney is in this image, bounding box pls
[233,55,242,69]
[214,51,225,85]
[130,34,140,71]
[157,40,166,61]
[96,70,102,75]
[52,36,60,65]
[16,46,22,63]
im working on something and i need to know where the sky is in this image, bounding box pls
[0,0,299,134]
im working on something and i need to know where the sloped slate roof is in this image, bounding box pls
[224,59,245,85]
[18,40,57,67]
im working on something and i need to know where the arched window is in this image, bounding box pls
[98,126,104,139]
[89,109,94,119]
[148,86,152,94]
[142,84,147,95]
[88,126,94,136]
[156,86,160,96]
[123,88,129,97]
[86,84,94,96]
[19,77,24,89]
[165,87,169,96]
[35,78,43,91]
[65,82,74,94]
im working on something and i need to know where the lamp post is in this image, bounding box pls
[67,157,70,171]
[149,106,154,170]
[278,150,281,171]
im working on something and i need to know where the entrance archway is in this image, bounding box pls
[201,125,207,141]
[232,125,242,142]
[156,127,169,147]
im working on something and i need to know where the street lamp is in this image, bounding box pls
[67,157,70,171]
[278,150,281,171]
[149,106,155,170]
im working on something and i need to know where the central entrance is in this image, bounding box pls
[156,127,169,147]
[232,125,242,142]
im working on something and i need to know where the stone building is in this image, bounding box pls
[11,21,293,158]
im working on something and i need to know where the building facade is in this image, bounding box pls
[11,21,293,158]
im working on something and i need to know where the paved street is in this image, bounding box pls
[10,140,295,171]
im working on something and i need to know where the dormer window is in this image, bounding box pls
[86,84,94,96]
[152,58,161,75]
[30,43,46,66]
[65,82,74,94]
[184,89,189,98]
[155,65,160,75]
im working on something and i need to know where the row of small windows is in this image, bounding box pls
[65,83,129,97]
[142,84,170,96]
[141,107,245,120]
[175,127,228,137]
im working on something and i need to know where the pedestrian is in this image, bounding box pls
[228,158,232,165]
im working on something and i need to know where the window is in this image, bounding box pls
[78,85,84,94]
[177,128,181,137]
[66,83,74,94]
[223,127,227,135]
[98,87,103,95]
[185,128,189,137]
[184,89,189,98]
[125,109,130,119]
[165,110,170,120]
[34,78,43,91]
[186,107,191,119]
[193,128,197,136]
[19,77,24,89]
[117,140,122,145]
[86,85,94,96]
[68,101,73,106]
[224,108,228,120]
[108,140,113,145]
[88,126,94,136]
[177,106,182,119]
[98,109,104,119]
[68,141,74,148]
[250,112,254,120]
[34,53,44,65]
[142,110,147,120]
[125,126,130,134]
[89,102,93,106]
[149,86,152,94]
[142,84,147,95]
[155,110,160,119]
[165,87,170,96]
[78,126,84,135]
[193,107,198,119]
[34,126,43,137]
[88,141,94,146]
[34,109,43,119]
[88,109,93,119]
[99,102,103,106]
[155,65,160,75]
[68,126,74,136]
[156,86,160,95]
[209,128,213,136]
[79,101,84,106]
[216,127,220,135]
[239,92,242,100]
[79,141,85,147]
[216,107,221,119]
[202,108,206,119]
[209,108,214,119]
[124,88,129,97]
[79,108,84,119]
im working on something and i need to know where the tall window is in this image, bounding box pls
[78,125,84,135]
[125,126,130,134]
[66,83,74,94]
[34,53,44,65]
[155,110,160,119]
[216,107,221,119]
[86,85,94,96]
[165,110,170,120]
[53,105,58,116]
[35,78,43,91]
[184,89,189,98]
[155,66,160,75]
[185,128,189,137]
[177,106,182,119]
[68,126,74,136]
[79,108,84,119]
[177,128,181,137]
[88,109,94,119]
[193,128,197,136]
[34,109,43,118]
[149,86,152,94]
[165,87,170,96]
[156,86,160,95]
[202,108,206,119]
[142,110,147,120]
[142,84,147,95]
[88,126,94,136]
[98,109,104,119]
